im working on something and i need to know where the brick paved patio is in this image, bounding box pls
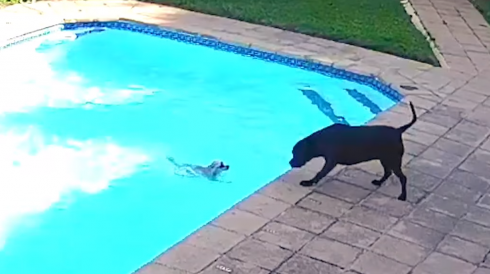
[1,0,490,273]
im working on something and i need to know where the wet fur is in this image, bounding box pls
[289,102,417,201]
[167,157,229,181]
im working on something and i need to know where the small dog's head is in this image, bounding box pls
[208,160,230,176]
[289,140,311,168]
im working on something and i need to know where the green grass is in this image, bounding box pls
[148,0,439,66]
[0,0,22,5]
[471,0,490,24]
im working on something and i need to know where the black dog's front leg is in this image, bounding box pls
[300,159,336,187]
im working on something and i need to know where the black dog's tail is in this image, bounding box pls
[397,102,417,133]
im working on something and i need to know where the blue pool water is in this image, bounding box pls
[0,22,400,274]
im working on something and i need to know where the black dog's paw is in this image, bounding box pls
[371,180,382,186]
[300,180,315,187]
[397,194,407,201]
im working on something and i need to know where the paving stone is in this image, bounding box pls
[446,169,490,193]
[403,128,440,146]
[419,110,461,128]
[156,243,220,273]
[400,96,437,112]
[299,237,361,268]
[370,234,430,266]
[484,254,490,268]
[421,194,470,218]
[445,120,490,147]
[432,104,467,120]
[200,256,269,274]
[184,225,246,254]
[460,158,490,181]
[213,209,269,235]
[451,220,490,247]
[276,167,322,186]
[315,179,372,203]
[237,194,290,219]
[439,77,469,94]
[404,139,429,156]
[412,119,450,136]
[434,180,483,203]
[442,94,479,111]
[403,168,443,192]
[297,192,352,218]
[471,149,490,166]
[227,238,293,271]
[465,105,490,127]
[335,168,380,190]
[412,252,477,274]
[370,109,409,127]
[136,263,190,274]
[361,192,414,217]
[445,54,477,74]
[276,254,343,274]
[481,137,490,152]
[466,79,490,96]
[407,206,458,233]
[259,180,311,204]
[354,159,384,176]
[388,220,445,248]
[413,69,452,91]
[406,157,452,179]
[275,206,336,234]
[351,251,411,274]
[478,194,490,210]
[407,147,465,178]
[437,235,489,264]
[473,268,490,274]
[377,180,428,204]
[432,137,474,158]
[464,206,490,227]
[452,88,488,103]
[342,206,398,232]
[322,221,381,249]
[253,221,315,251]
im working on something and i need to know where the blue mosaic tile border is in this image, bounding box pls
[61,21,403,103]
[0,24,63,50]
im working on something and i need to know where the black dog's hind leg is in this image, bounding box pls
[300,159,336,187]
[381,155,407,201]
[372,160,392,187]
[393,165,407,201]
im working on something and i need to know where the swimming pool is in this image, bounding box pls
[0,21,402,274]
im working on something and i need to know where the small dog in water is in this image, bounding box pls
[289,102,417,201]
[167,156,230,181]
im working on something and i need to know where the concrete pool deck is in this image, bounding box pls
[2,0,490,273]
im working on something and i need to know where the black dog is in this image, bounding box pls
[289,102,417,201]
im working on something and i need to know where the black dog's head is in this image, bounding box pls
[289,140,312,168]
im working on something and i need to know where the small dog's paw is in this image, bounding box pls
[371,180,382,186]
[397,194,407,201]
[300,180,315,187]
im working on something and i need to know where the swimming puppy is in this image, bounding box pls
[289,102,417,201]
[167,157,229,181]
